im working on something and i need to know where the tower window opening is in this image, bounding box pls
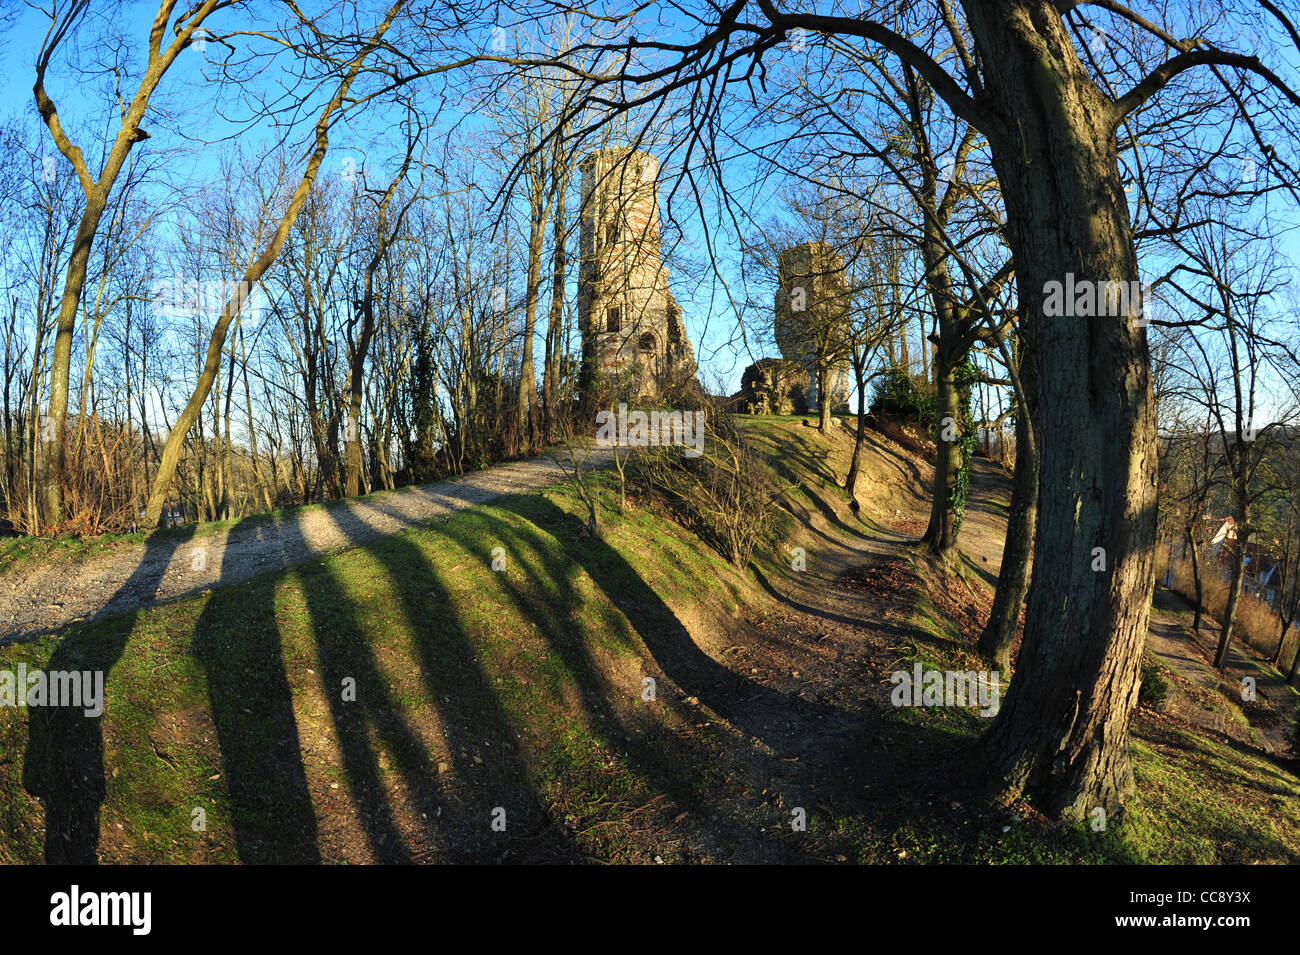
[606,306,621,333]
[639,332,656,351]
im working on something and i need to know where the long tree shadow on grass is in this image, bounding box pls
[295,520,445,863]
[312,507,575,863]
[441,503,805,859]
[531,504,837,745]
[190,520,320,863]
[453,496,1033,861]
[23,526,198,864]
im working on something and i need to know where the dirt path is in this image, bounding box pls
[1147,588,1297,755]
[1146,603,1220,692]
[1,449,608,645]
[751,428,1294,765]
[628,441,1021,862]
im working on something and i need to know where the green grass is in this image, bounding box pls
[0,473,762,863]
[0,531,143,576]
[1,418,1297,864]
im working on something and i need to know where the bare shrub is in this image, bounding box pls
[627,403,777,567]
[5,415,142,536]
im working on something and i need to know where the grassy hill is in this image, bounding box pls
[1,417,1297,863]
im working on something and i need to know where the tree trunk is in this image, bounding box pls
[238,324,274,513]
[343,394,365,497]
[1214,531,1247,670]
[1187,527,1204,633]
[977,355,1039,671]
[1275,525,1297,666]
[904,72,970,564]
[816,363,831,434]
[344,240,386,497]
[517,218,544,454]
[918,314,931,382]
[922,354,960,556]
[965,0,1158,820]
[39,192,107,526]
[542,163,569,443]
[845,362,868,505]
[218,333,237,520]
[1275,612,1292,667]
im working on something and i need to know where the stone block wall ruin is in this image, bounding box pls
[578,147,695,400]
[773,240,851,412]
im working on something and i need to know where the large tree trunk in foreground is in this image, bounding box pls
[977,353,1039,672]
[965,0,1159,820]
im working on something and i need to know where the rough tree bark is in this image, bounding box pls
[962,1,1159,819]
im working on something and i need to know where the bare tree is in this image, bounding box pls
[143,0,411,526]
[1161,216,1298,670]
[31,0,231,526]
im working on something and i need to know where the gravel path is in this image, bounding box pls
[1,449,609,645]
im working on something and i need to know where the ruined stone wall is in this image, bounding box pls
[773,240,851,412]
[732,357,810,415]
[578,147,694,399]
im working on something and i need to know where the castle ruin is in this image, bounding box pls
[578,147,695,400]
[773,240,851,413]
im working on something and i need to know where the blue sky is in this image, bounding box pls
[2,1,1297,413]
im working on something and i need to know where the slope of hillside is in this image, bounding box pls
[1,417,1296,864]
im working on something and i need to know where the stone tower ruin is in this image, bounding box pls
[578,147,695,400]
[774,240,851,413]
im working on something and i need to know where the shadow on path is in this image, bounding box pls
[190,522,320,863]
[23,527,196,863]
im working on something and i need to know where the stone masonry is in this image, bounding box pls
[773,240,851,412]
[578,147,695,399]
